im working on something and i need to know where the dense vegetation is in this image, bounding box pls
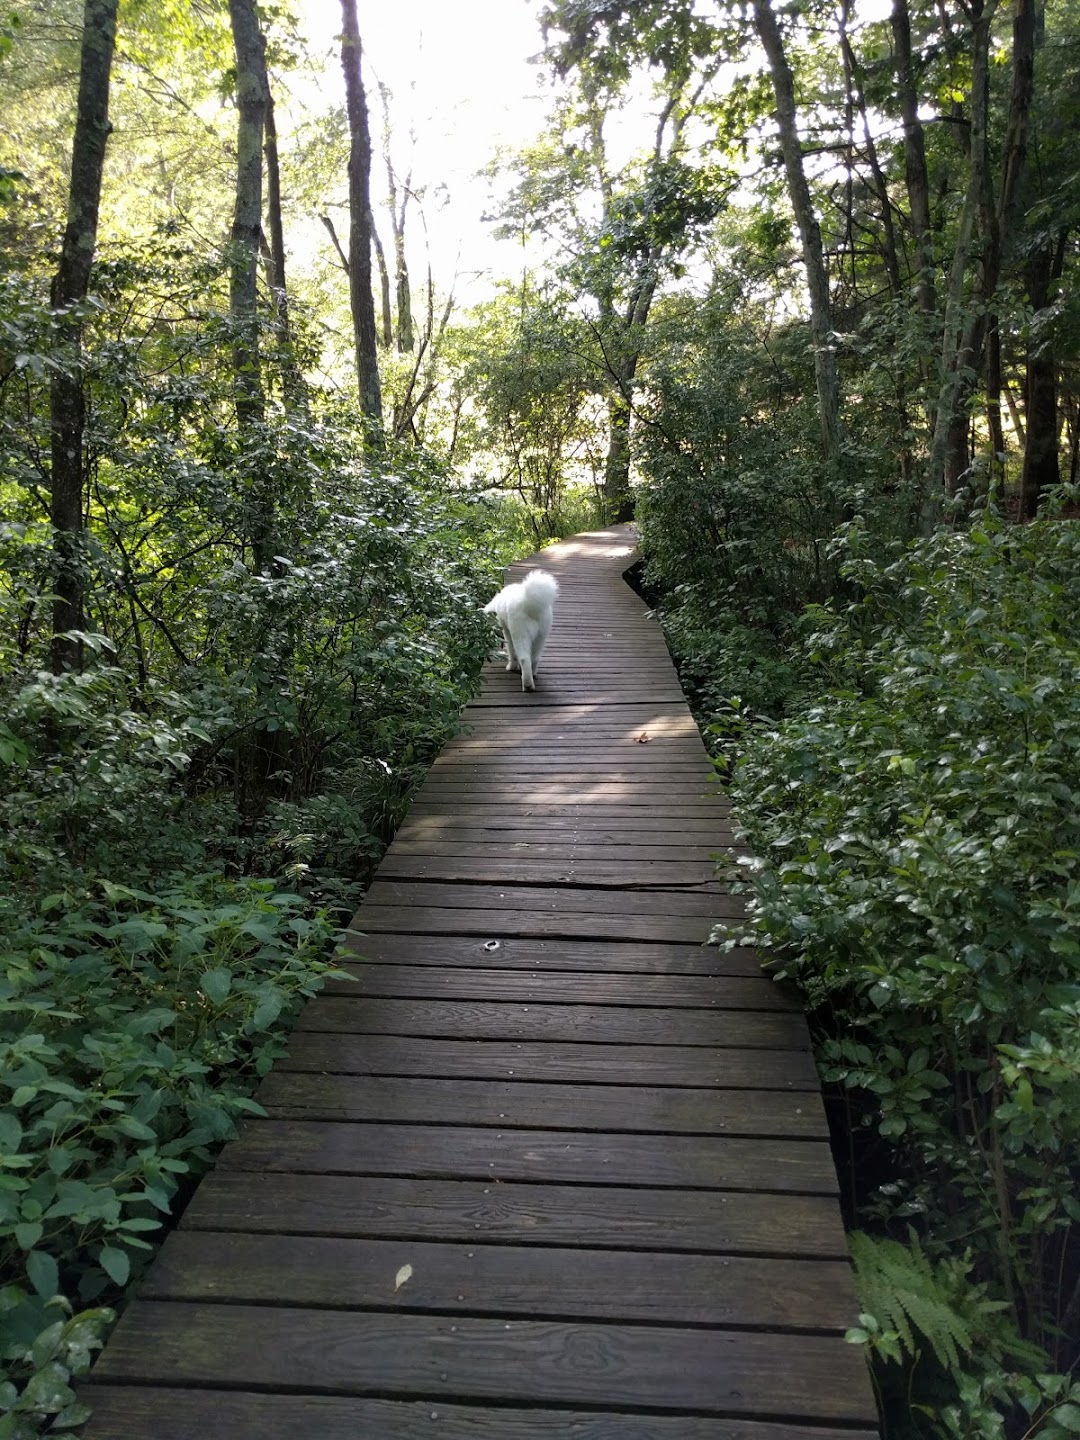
[1,0,1077,1435]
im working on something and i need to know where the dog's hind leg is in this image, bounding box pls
[501,624,519,672]
[531,614,552,682]
[508,618,535,690]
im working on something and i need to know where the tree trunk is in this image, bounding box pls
[49,0,118,674]
[927,0,998,507]
[371,213,393,347]
[228,0,274,574]
[939,0,1037,506]
[839,2,902,299]
[263,67,305,402]
[1019,241,1061,519]
[986,313,1006,485]
[604,389,635,523]
[891,0,935,316]
[340,0,382,433]
[753,0,841,483]
[378,82,414,354]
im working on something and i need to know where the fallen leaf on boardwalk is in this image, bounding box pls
[636,732,650,743]
[394,1264,413,1291]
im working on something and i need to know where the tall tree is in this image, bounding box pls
[49,0,119,673]
[339,0,382,433]
[227,0,274,573]
[262,58,305,401]
[379,82,414,354]
[926,0,1000,501]
[890,0,935,319]
[226,0,266,431]
[752,0,841,485]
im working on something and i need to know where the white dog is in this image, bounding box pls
[483,569,559,691]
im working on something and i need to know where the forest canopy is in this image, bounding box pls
[0,0,1078,1435]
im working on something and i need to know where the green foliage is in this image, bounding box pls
[847,1231,1038,1374]
[0,232,499,1432]
[0,874,340,1429]
[443,283,605,544]
[723,510,1080,1429]
[0,1295,113,1439]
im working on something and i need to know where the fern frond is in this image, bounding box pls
[848,1231,975,1373]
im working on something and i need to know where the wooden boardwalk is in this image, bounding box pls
[83,526,879,1438]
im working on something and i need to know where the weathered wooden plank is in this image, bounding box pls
[405,805,732,823]
[90,1304,879,1421]
[428,759,716,774]
[363,882,735,918]
[142,1231,859,1331]
[377,855,721,884]
[179,1171,849,1256]
[279,1033,820,1087]
[255,1073,826,1137]
[441,751,711,765]
[386,838,730,861]
[392,823,737,847]
[217,1120,839,1193]
[81,1387,881,1440]
[339,932,765,975]
[414,784,725,803]
[327,964,796,1010]
[356,906,720,943]
[294,997,805,1049]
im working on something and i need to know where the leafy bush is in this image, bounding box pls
[724,511,1080,1430]
[0,876,339,1435]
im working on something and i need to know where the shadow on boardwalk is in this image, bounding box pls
[83,526,879,1438]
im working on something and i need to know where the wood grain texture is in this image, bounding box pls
[254,1073,828,1136]
[142,1230,860,1330]
[81,1387,881,1440]
[90,1303,879,1420]
[216,1120,840,1193]
[294,997,805,1048]
[278,1032,822,1087]
[338,933,766,974]
[326,963,797,1009]
[179,1171,850,1255]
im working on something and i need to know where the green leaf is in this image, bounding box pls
[112,1115,157,1142]
[14,1222,42,1250]
[26,1249,59,1299]
[0,1114,22,1153]
[199,968,232,1006]
[98,1246,130,1287]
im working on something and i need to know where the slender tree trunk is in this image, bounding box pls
[986,314,1006,483]
[371,214,393,347]
[377,82,414,354]
[262,70,305,402]
[340,0,382,433]
[393,215,414,353]
[49,0,118,674]
[927,0,998,506]
[839,4,902,298]
[1019,241,1061,518]
[228,0,274,574]
[753,0,841,483]
[891,0,935,315]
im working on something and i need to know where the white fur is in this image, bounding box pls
[483,569,559,691]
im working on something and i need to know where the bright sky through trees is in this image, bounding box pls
[292,0,548,297]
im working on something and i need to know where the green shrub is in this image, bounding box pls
[725,511,1080,1427]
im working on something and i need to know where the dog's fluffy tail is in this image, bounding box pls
[483,569,559,615]
[519,569,559,610]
